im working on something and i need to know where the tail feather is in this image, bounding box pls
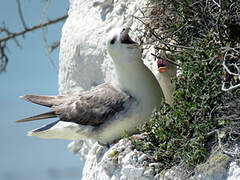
[16,111,57,123]
[20,95,66,107]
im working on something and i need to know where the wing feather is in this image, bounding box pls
[54,83,134,126]
[20,95,67,107]
[17,83,134,126]
[16,111,56,123]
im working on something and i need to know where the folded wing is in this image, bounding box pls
[16,83,134,127]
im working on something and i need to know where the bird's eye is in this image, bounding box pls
[110,38,116,44]
[122,28,126,32]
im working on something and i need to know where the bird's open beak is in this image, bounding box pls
[120,27,139,48]
[159,66,167,73]
[157,59,168,73]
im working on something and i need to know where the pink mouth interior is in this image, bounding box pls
[157,59,168,68]
[120,33,137,44]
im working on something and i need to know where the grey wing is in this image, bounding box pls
[17,83,135,126]
[56,83,135,126]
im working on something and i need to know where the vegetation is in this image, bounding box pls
[134,0,240,173]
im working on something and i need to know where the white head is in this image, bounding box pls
[157,51,177,78]
[107,28,142,63]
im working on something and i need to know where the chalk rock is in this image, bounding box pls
[58,0,159,176]
[81,138,155,180]
[58,0,240,179]
[59,0,158,95]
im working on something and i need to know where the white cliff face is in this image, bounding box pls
[59,0,158,178]
[59,0,155,95]
[59,0,158,172]
[59,0,163,95]
[81,138,157,180]
[58,0,240,179]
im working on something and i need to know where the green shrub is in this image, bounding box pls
[134,0,240,171]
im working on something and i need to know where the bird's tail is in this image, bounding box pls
[20,95,65,107]
[16,111,57,123]
[16,94,62,123]
[16,94,85,140]
[26,120,86,140]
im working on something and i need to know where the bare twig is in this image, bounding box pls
[16,0,28,30]
[222,54,239,76]
[222,83,240,91]
[222,47,240,91]
[0,15,68,44]
[216,130,240,156]
[0,14,67,73]
[0,23,22,48]
[133,15,195,51]
[49,41,60,54]
[133,15,170,51]
[40,0,57,70]
[151,53,180,66]
[0,41,8,72]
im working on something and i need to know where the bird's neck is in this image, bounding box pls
[112,60,163,100]
[157,72,174,105]
[114,60,144,85]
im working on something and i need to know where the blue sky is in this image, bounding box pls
[0,1,82,179]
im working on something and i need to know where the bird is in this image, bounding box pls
[155,50,177,106]
[16,27,164,145]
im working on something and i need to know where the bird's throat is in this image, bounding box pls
[113,61,162,101]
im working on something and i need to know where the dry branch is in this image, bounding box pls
[0,15,68,43]
[40,0,57,70]
[16,0,28,30]
[0,14,67,72]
